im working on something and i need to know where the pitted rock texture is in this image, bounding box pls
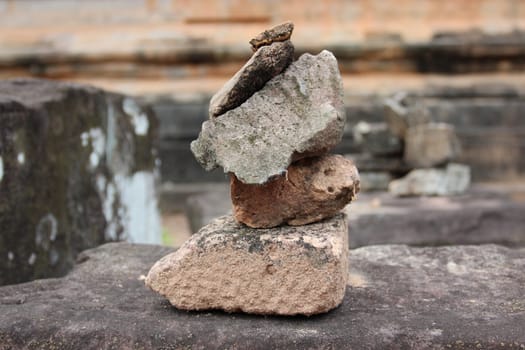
[209,40,294,118]
[1,242,525,349]
[146,214,349,316]
[389,163,471,196]
[191,50,345,184]
[404,122,461,168]
[230,154,360,228]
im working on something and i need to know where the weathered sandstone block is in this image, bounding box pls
[230,154,360,228]
[146,214,349,316]
[191,50,345,184]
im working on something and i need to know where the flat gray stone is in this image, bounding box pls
[191,50,345,184]
[389,163,471,196]
[1,242,524,349]
[209,40,294,118]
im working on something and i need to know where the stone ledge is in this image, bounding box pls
[184,185,525,248]
[1,242,524,349]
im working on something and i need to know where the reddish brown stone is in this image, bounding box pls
[230,154,360,228]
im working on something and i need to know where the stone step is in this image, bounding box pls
[1,242,523,349]
[182,184,525,248]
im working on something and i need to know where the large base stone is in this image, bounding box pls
[1,242,524,349]
[146,214,349,316]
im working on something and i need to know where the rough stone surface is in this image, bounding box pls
[230,154,360,228]
[347,186,525,247]
[0,78,160,286]
[191,50,345,184]
[146,214,349,316]
[1,242,524,349]
[404,122,461,167]
[389,163,471,196]
[208,40,294,118]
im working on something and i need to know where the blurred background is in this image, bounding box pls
[1,0,525,283]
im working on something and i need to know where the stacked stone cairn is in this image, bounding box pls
[146,22,360,316]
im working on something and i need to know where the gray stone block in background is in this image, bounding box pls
[0,78,160,286]
[1,242,524,349]
[352,121,402,156]
[358,171,392,191]
[388,163,471,196]
[404,122,461,168]
[347,185,525,248]
[383,91,431,138]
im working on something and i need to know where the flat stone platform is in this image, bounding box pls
[1,242,524,349]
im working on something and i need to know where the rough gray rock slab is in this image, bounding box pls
[191,50,345,184]
[146,214,349,315]
[0,78,160,286]
[208,40,294,118]
[389,163,471,196]
[1,242,525,349]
